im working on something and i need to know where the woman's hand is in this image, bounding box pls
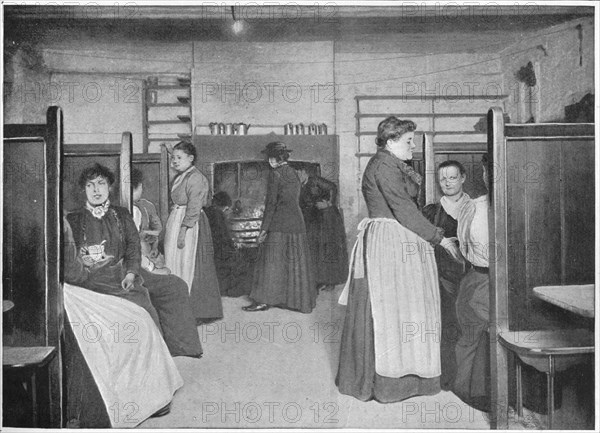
[315,200,331,210]
[440,237,464,264]
[121,272,135,291]
[177,227,187,249]
[257,230,268,244]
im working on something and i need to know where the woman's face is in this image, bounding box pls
[386,131,415,160]
[171,149,194,172]
[438,165,466,197]
[268,157,279,168]
[132,184,143,203]
[85,175,110,206]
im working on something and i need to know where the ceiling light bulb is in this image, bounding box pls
[232,20,244,34]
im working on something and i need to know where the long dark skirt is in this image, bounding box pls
[250,231,317,313]
[453,268,490,412]
[336,274,441,402]
[190,213,224,321]
[141,269,203,357]
[308,207,349,286]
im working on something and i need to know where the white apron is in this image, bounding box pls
[164,204,199,292]
[339,218,442,378]
[63,283,183,428]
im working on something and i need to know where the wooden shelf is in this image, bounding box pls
[147,85,190,90]
[148,120,190,125]
[143,75,193,153]
[147,103,190,107]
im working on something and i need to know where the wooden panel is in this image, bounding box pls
[3,106,64,427]
[3,138,47,346]
[523,140,562,290]
[488,107,509,430]
[561,139,595,284]
[504,141,528,329]
[505,123,594,138]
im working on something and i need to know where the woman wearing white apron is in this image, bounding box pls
[336,116,462,402]
[164,142,223,322]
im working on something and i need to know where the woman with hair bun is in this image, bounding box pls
[242,142,316,313]
[336,116,462,403]
[164,141,223,323]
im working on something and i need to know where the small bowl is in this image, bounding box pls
[177,96,190,104]
[177,115,191,123]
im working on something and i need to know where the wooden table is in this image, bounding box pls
[3,346,57,427]
[533,284,595,318]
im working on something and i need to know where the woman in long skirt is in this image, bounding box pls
[164,141,223,322]
[243,142,316,313]
[336,116,463,402]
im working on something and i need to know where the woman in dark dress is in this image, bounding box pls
[300,175,349,290]
[66,163,202,358]
[243,142,316,313]
[336,116,462,402]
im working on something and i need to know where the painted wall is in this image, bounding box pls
[500,17,594,123]
[192,41,335,136]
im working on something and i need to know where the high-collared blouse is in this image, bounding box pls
[362,148,443,245]
[170,166,210,228]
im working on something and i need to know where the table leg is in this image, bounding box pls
[31,370,38,428]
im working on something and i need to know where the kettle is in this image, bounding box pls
[284,123,294,135]
[218,123,226,135]
[235,123,251,135]
[209,122,219,135]
[307,123,317,135]
[295,123,305,135]
[317,123,328,135]
[224,123,234,135]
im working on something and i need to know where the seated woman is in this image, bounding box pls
[422,160,469,390]
[66,163,202,358]
[131,168,169,274]
[62,216,183,427]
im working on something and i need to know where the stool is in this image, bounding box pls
[3,346,57,427]
[499,329,594,429]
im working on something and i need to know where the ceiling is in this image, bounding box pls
[4,5,594,45]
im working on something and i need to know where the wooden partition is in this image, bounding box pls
[62,133,133,212]
[487,107,595,428]
[3,106,63,427]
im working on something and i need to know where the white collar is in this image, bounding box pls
[440,192,470,220]
[85,200,110,219]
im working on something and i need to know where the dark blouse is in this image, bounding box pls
[362,148,443,245]
[66,205,142,277]
[261,164,305,234]
[422,202,464,285]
